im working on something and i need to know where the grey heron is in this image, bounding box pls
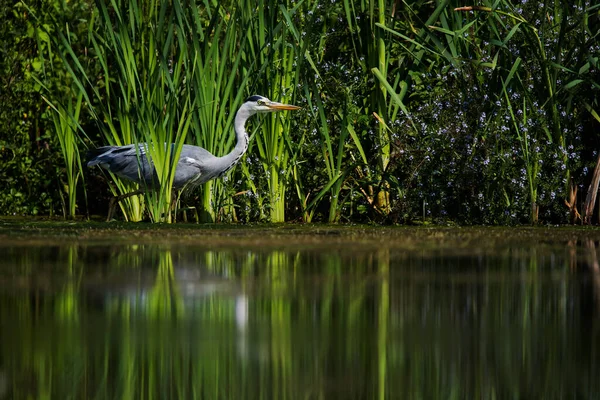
[87,95,301,220]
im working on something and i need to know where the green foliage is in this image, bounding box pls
[49,92,85,219]
[185,4,251,222]
[3,0,600,224]
[0,0,92,216]
[53,0,201,222]
[243,0,304,223]
[323,0,598,224]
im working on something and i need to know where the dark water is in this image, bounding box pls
[1,223,600,399]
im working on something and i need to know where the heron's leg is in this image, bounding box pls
[107,189,144,222]
[107,198,117,222]
[170,190,179,223]
[178,206,198,223]
[171,190,198,223]
[182,209,187,223]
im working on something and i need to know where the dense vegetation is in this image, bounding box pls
[1,0,599,224]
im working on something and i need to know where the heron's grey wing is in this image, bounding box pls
[88,144,155,185]
[87,146,121,165]
[174,145,219,188]
[174,156,206,188]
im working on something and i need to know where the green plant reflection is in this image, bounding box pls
[1,236,600,399]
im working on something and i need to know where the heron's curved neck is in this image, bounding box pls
[233,108,250,157]
[217,106,251,174]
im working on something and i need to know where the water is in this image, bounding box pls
[1,223,600,399]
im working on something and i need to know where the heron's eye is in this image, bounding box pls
[257,100,265,105]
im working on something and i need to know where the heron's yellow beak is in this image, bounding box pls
[266,101,301,111]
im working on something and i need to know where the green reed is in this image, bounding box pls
[239,0,309,222]
[47,91,85,219]
[94,0,192,222]
[185,5,250,222]
[341,0,416,217]
[50,0,195,222]
[301,85,355,222]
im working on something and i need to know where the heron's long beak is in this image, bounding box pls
[266,101,301,111]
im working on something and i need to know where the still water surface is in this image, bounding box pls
[1,223,600,399]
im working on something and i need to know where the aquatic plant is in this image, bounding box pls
[47,91,85,219]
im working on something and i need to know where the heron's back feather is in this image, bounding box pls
[87,144,222,189]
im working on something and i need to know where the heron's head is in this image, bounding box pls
[243,95,301,114]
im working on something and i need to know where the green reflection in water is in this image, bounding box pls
[0,233,600,398]
[378,250,388,400]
